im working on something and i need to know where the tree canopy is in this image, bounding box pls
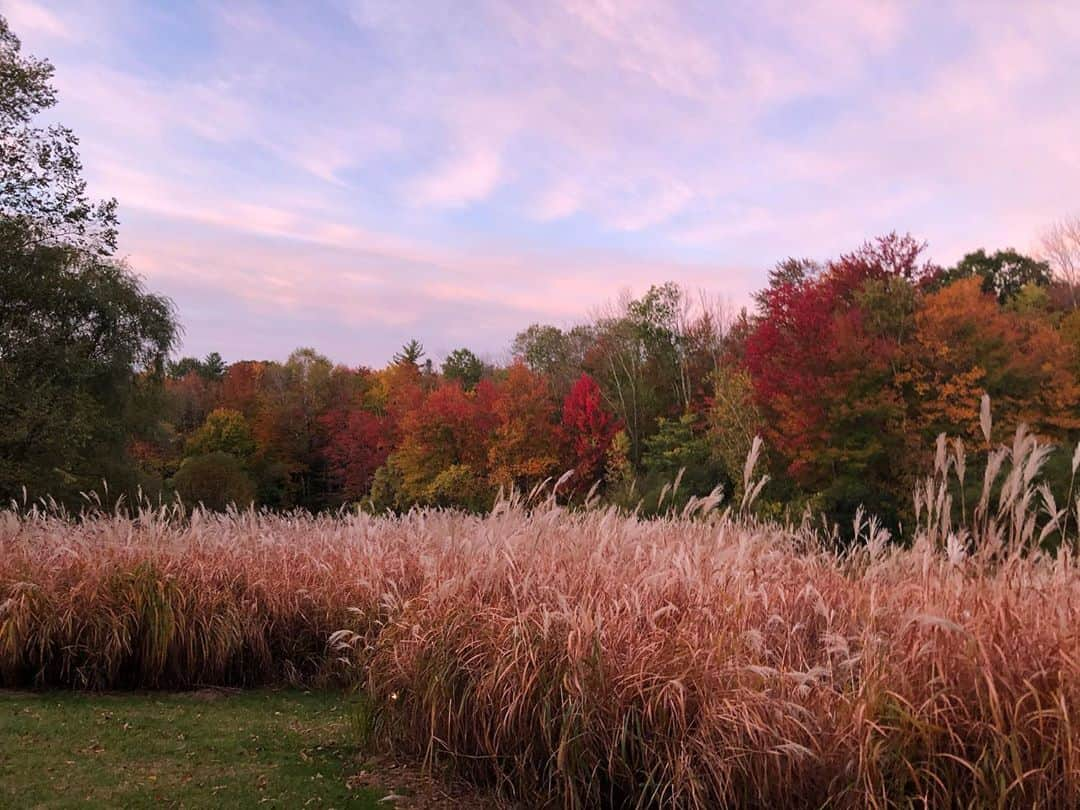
[0,15,178,504]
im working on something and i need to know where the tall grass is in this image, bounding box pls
[2,423,1079,807]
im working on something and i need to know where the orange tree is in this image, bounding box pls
[487,363,562,494]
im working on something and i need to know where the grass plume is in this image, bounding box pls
[2,431,1079,807]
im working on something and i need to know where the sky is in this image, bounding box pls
[4,0,1080,367]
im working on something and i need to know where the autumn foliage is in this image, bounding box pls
[81,231,1078,533]
[561,373,620,490]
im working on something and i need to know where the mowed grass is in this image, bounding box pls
[0,689,380,809]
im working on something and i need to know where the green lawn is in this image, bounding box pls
[0,689,382,809]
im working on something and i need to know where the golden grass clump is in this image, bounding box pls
[2,422,1080,807]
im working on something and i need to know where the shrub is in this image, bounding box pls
[170,451,255,511]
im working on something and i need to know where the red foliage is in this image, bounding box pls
[561,373,620,489]
[165,371,218,432]
[743,234,926,484]
[321,407,393,500]
[396,381,501,484]
[219,361,265,417]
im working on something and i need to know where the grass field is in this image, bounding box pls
[0,690,381,808]
[2,430,1079,807]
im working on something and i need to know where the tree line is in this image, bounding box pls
[4,15,1080,536]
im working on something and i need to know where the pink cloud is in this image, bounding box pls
[407,147,504,208]
[0,0,74,39]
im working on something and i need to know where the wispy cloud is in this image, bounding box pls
[408,147,504,208]
[3,0,1078,362]
[1,0,81,39]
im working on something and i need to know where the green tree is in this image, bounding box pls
[252,349,340,509]
[186,408,256,462]
[0,16,177,504]
[168,351,226,382]
[425,464,493,512]
[934,249,1051,304]
[0,249,177,503]
[393,339,425,367]
[0,16,117,254]
[511,323,594,398]
[707,365,763,501]
[441,347,485,390]
[171,452,256,512]
[639,414,726,513]
[587,284,696,463]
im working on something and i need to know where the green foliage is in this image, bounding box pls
[639,414,727,513]
[1006,282,1052,316]
[0,17,118,254]
[512,322,596,397]
[366,458,407,513]
[170,452,255,511]
[392,339,425,367]
[1061,309,1080,375]
[752,257,821,309]
[168,351,226,381]
[935,248,1051,304]
[441,347,485,390]
[0,248,177,503]
[0,17,177,505]
[425,463,493,512]
[707,365,763,500]
[185,408,256,461]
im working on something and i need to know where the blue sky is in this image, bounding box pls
[4,0,1080,366]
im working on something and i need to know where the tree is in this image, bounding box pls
[744,234,931,528]
[186,408,256,461]
[899,277,1080,444]
[441,347,485,390]
[752,257,821,310]
[1060,310,1080,377]
[583,283,725,465]
[425,464,492,512]
[0,249,177,502]
[171,452,255,512]
[639,414,726,513]
[393,339,425,367]
[218,361,265,417]
[707,365,763,500]
[0,16,117,254]
[585,285,684,465]
[1040,217,1080,309]
[603,429,636,507]
[251,349,338,508]
[390,381,499,508]
[487,363,561,492]
[0,16,177,504]
[626,282,691,412]
[933,249,1051,304]
[512,323,594,398]
[165,369,217,433]
[320,369,393,502]
[322,407,392,501]
[586,312,650,464]
[561,373,620,491]
[168,351,226,382]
